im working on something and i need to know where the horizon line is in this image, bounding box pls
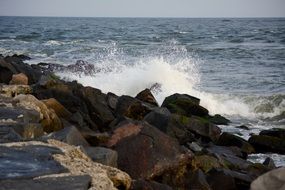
[0,15,285,19]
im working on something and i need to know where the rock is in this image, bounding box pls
[40,126,89,147]
[235,125,250,130]
[80,128,110,146]
[259,128,285,139]
[263,157,276,169]
[9,73,29,85]
[188,142,203,152]
[250,167,285,190]
[49,140,132,190]
[191,155,224,173]
[0,56,41,84]
[217,132,255,156]
[0,140,131,190]
[161,93,209,117]
[135,88,158,106]
[181,115,221,142]
[0,126,22,143]
[83,147,118,167]
[0,142,67,180]
[0,175,92,190]
[248,135,285,154]
[144,109,195,144]
[106,92,118,110]
[131,179,173,190]
[11,54,31,60]
[0,84,32,97]
[78,86,115,129]
[144,107,171,129]
[207,168,253,190]
[189,169,211,190]
[115,95,154,120]
[106,120,188,179]
[205,144,253,171]
[42,98,72,119]
[208,114,230,125]
[14,94,63,133]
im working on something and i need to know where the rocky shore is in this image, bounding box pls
[0,54,284,190]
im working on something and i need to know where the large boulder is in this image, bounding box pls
[0,55,41,84]
[135,89,158,106]
[82,147,118,167]
[144,109,195,144]
[131,179,173,190]
[9,73,29,85]
[162,93,209,117]
[181,115,221,142]
[77,86,115,129]
[0,140,131,190]
[248,134,285,154]
[115,95,155,120]
[251,167,285,190]
[217,132,255,156]
[0,175,92,190]
[40,126,89,147]
[42,98,72,119]
[106,120,190,180]
[259,128,285,139]
[14,94,63,133]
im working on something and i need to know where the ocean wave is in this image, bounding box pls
[44,40,64,46]
[55,55,284,122]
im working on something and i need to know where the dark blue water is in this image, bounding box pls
[0,17,284,142]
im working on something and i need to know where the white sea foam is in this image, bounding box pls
[57,55,284,121]
[44,40,63,46]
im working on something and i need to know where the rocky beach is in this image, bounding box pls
[0,54,284,190]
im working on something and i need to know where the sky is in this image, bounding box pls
[0,0,285,18]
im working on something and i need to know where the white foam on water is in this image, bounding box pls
[57,54,285,122]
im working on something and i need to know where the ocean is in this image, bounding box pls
[0,16,284,165]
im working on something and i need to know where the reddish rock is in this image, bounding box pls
[136,88,158,106]
[107,120,189,180]
[9,73,28,85]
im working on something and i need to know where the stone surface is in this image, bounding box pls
[248,134,285,154]
[135,88,158,106]
[14,94,63,133]
[40,126,89,147]
[0,126,22,143]
[42,98,72,119]
[0,142,66,180]
[0,175,92,190]
[115,95,154,120]
[208,114,230,125]
[131,179,173,190]
[9,73,29,85]
[251,167,285,190]
[107,120,187,179]
[0,140,131,190]
[77,86,115,129]
[217,132,255,155]
[83,147,118,167]
[0,84,32,97]
[162,93,209,117]
[259,128,285,139]
[50,140,131,190]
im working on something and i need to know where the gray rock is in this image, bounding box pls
[0,126,22,143]
[251,167,285,190]
[188,142,203,152]
[83,147,118,167]
[40,126,89,147]
[0,175,92,190]
[0,144,66,180]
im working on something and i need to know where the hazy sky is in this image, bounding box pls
[0,0,285,17]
